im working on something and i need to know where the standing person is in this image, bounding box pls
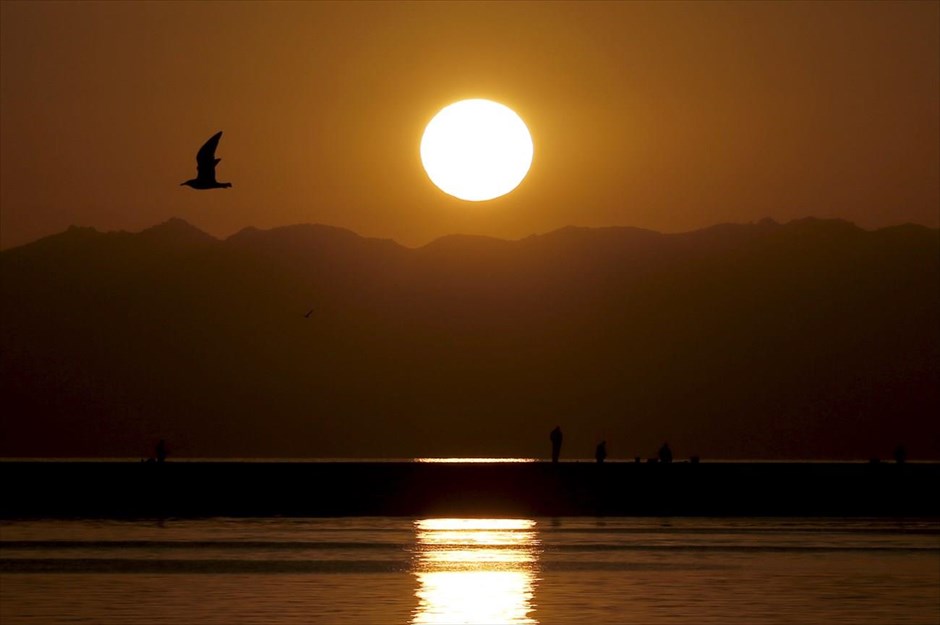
[595,441,607,464]
[658,442,673,464]
[550,426,563,463]
[893,445,907,464]
[156,439,167,463]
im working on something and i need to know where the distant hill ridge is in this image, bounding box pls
[9,216,936,253]
[2,217,937,460]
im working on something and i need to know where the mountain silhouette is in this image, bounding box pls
[2,218,937,459]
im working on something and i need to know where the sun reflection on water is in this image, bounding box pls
[412,518,539,625]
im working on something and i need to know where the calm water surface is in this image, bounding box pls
[1,517,937,624]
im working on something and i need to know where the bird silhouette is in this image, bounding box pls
[304,308,314,318]
[181,131,232,189]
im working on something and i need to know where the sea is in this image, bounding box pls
[1,515,937,624]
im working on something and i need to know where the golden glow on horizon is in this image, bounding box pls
[417,518,536,531]
[415,457,537,464]
[420,99,534,202]
[412,518,539,624]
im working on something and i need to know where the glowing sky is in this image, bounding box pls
[1,1,937,249]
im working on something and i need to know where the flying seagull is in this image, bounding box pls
[181,131,232,189]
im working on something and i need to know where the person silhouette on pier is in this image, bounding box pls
[595,441,607,464]
[658,442,673,464]
[156,439,167,463]
[893,444,907,464]
[550,426,563,463]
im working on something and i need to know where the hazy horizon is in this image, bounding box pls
[6,213,938,253]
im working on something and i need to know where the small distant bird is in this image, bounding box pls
[304,308,314,318]
[181,131,232,189]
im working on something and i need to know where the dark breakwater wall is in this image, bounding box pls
[2,461,938,518]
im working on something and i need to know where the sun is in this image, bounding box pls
[420,99,533,201]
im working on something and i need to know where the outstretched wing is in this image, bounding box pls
[195,131,223,182]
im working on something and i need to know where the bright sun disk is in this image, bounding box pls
[420,99,533,201]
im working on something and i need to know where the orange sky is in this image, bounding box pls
[1,1,937,250]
